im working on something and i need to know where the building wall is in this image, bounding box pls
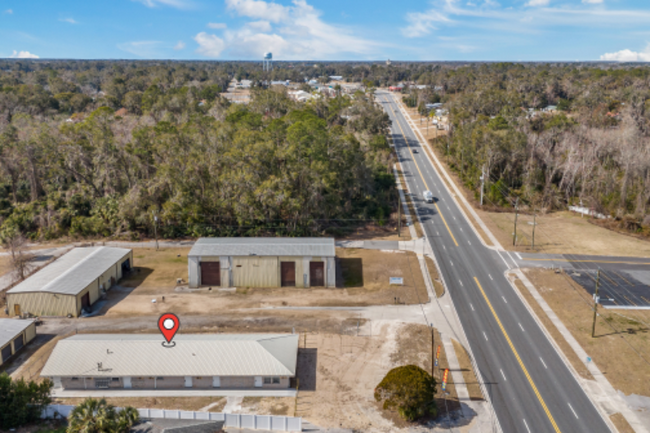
[57,375,291,390]
[232,256,278,287]
[0,321,37,366]
[6,292,77,317]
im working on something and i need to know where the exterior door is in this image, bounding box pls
[309,262,325,287]
[184,376,193,388]
[201,262,221,286]
[81,293,90,310]
[13,334,24,351]
[14,304,20,316]
[1,344,12,363]
[254,376,263,387]
[280,262,296,287]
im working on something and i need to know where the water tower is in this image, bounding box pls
[263,52,273,71]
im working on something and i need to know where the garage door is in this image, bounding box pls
[281,262,296,287]
[309,262,325,287]
[1,345,12,363]
[13,334,24,351]
[201,262,221,286]
[81,292,90,310]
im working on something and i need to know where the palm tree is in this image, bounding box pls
[66,398,139,433]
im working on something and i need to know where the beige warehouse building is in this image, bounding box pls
[0,318,37,367]
[41,334,298,391]
[6,247,133,318]
[188,238,336,289]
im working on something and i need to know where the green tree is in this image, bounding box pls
[66,398,139,433]
[0,373,53,430]
[374,365,438,421]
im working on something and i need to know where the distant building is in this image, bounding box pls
[41,334,299,391]
[329,76,343,81]
[0,319,36,367]
[388,85,403,92]
[6,247,133,318]
[543,105,557,112]
[188,238,336,289]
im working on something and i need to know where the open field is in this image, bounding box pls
[101,247,429,317]
[395,166,424,238]
[518,268,650,397]
[240,397,294,416]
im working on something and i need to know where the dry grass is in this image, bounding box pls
[241,397,293,416]
[425,256,444,298]
[122,248,190,290]
[520,268,650,397]
[610,412,636,433]
[53,397,226,412]
[451,339,484,401]
[510,275,595,381]
[0,255,11,277]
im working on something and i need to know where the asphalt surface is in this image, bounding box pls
[377,91,610,433]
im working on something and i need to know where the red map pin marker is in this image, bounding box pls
[158,313,180,347]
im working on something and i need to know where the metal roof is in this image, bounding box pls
[7,247,131,296]
[41,334,299,378]
[188,238,335,258]
[0,319,35,349]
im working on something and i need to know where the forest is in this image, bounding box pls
[0,60,393,240]
[1,59,650,240]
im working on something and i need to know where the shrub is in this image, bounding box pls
[374,365,438,421]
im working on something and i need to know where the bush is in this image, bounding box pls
[67,398,139,433]
[0,373,53,430]
[374,365,438,421]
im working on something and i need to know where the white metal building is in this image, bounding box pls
[0,318,37,367]
[6,247,133,318]
[41,334,299,391]
[188,238,336,289]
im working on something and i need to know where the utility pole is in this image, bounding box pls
[513,198,519,247]
[430,324,435,377]
[532,211,537,250]
[592,269,601,338]
[152,211,159,251]
[481,165,485,206]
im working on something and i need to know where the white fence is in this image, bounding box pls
[568,205,609,220]
[43,405,302,432]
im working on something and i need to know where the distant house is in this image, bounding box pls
[188,237,336,289]
[6,247,133,318]
[41,333,299,391]
[329,75,343,81]
[0,319,36,367]
[543,105,557,112]
[388,85,403,92]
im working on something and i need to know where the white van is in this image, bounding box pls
[423,191,434,203]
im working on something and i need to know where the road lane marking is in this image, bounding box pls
[470,303,475,311]
[502,296,508,304]
[540,357,547,369]
[500,369,507,381]
[523,258,650,265]
[523,419,532,433]
[515,252,522,260]
[443,245,446,250]
[519,323,525,332]
[568,403,579,419]
[489,274,493,280]
[468,240,471,245]
[459,280,463,286]
[473,277,562,433]
[437,231,439,236]
[389,106,459,247]
[483,332,488,341]
[450,260,454,266]
[612,270,634,286]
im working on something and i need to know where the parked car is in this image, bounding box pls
[423,190,434,203]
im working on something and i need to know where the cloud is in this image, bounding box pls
[526,0,550,6]
[207,22,227,29]
[8,50,39,59]
[582,0,603,3]
[194,32,226,57]
[132,0,192,9]
[402,10,452,38]
[117,41,163,58]
[174,41,186,50]
[196,0,382,60]
[59,17,77,24]
[600,45,650,62]
[3,9,12,14]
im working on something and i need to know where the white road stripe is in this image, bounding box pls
[437,231,439,236]
[500,369,507,381]
[450,260,454,266]
[489,274,493,280]
[502,296,508,304]
[518,323,525,332]
[523,419,531,433]
[568,403,579,419]
[540,357,547,369]
[483,332,488,341]
[459,280,463,286]
[515,252,523,260]
[470,303,475,311]
[443,245,446,250]
[467,240,471,245]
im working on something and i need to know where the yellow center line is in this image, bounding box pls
[523,258,650,265]
[473,277,562,433]
[385,97,459,247]
[611,270,634,286]
[601,271,618,287]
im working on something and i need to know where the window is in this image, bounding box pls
[264,377,272,384]
[71,377,79,381]
[111,378,120,382]
[273,377,280,384]
[156,377,164,381]
[264,377,280,384]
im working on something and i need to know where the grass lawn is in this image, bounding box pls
[121,248,190,292]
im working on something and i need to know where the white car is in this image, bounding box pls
[423,191,434,203]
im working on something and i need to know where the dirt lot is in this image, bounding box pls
[99,247,429,317]
[295,323,459,432]
[240,397,294,416]
[518,268,650,397]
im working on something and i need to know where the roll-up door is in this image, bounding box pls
[280,262,296,287]
[1,345,12,363]
[309,262,325,287]
[13,334,24,351]
[201,262,221,286]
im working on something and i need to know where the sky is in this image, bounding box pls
[1,0,650,62]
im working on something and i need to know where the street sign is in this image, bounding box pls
[389,277,404,285]
[441,368,449,391]
[435,345,441,367]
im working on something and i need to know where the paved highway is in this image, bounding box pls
[377,91,611,433]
